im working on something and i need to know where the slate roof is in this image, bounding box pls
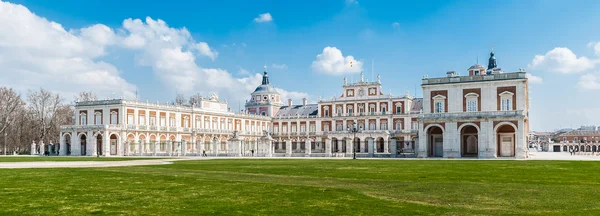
[275,104,319,117]
[410,98,423,113]
[557,130,600,136]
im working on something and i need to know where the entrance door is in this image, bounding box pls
[434,136,443,157]
[110,140,117,155]
[466,136,478,154]
[553,146,561,152]
[500,135,514,157]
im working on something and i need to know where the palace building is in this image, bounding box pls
[56,50,530,158]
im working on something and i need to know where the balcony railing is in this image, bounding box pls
[420,110,525,120]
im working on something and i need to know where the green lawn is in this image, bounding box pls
[1,159,599,215]
[0,156,161,162]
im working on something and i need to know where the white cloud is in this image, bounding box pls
[392,22,400,28]
[311,46,363,75]
[195,42,218,61]
[253,13,273,23]
[117,17,307,103]
[526,73,543,84]
[271,63,288,70]
[345,0,358,5]
[0,1,136,99]
[528,47,596,73]
[588,41,600,56]
[578,74,600,90]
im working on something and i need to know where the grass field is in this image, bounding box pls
[1,159,599,215]
[0,156,161,162]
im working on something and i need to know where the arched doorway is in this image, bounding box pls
[376,138,385,153]
[563,145,567,152]
[460,125,479,157]
[427,126,444,157]
[64,134,71,155]
[332,138,339,152]
[496,124,516,157]
[592,145,597,152]
[96,134,103,156]
[80,134,87,155]
[353,137,361,153]
[110,134,118,155]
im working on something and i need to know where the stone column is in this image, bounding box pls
[286,139,292,156]
[72,134,80,156]
[198,140,204,155]
[103,131,110,156]
[305,139,311,157]
[325,138,332,156]
[59,135,66,156]
[368,138,374,157]
[138,141,143,156]
[153,141,157,156]
[384,137,389,153]
[345,138,352,156]
[390,138,397,158]
[182,140,187,156]
[417,121,427,158]
[167,141,172,156]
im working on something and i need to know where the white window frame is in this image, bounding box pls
[94,112,102,125]
[139,115,146,125]
[499,91,514,111]
[432,95,446,113]
[127,114,134,125]
[80,113,87,125]
[465,93,479,112]
[110,111,118,124]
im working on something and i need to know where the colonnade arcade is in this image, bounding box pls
[423,121,518,158]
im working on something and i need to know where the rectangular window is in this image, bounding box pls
[396,106,402,114]
[324,110,329,117]
[150,117,156,126]
[139,115,146,125]
[81,115,87,125]
[501,98,512,111]
[381,123,387,130]
[396,123,401,130]
[434,101,444,113]
[127,114,134,125]
[467,99,477,112]
[111,113,118,124]
[169,118,175,127]
[324,125,329,132]
[95,114,102,125]
[160,117,166,126]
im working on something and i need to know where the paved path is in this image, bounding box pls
[2,152,600,169]
[0,159,185,169]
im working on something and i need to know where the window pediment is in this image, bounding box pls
[432,95,446,100]
[464,93,479,98]
[499,91,514,97]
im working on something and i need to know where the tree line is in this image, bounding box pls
[0,87,99,155]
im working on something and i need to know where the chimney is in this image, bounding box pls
[288,99,292,106]
[302,98,307,106]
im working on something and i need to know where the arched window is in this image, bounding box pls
[110,111,118,124]
[465,93,479,112]
[94,112,102,125]
[80,113,87,125]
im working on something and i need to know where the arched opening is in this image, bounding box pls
[64,134,71,155]
[563,145,567,152]
[332,138,339,153]
[160,136,167,152]
[96,134,103,156]
[150,135,157,153]
[427,126,444,157]
[497,124,516,157]
[353,137,361,153]
[139,135,147,153]
[110,134,118,155]
[586,145,591,152]
[460,125,479,157]
[592,145,597,152]
[127,134,135,154]
[80,134,87,155]
[376,138,385,153]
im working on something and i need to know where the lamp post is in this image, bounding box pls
[347,122,360,160]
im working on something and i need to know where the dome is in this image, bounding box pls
[253,84,279,94]
[468,64,485,70]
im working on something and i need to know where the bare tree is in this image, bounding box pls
[28,88,63,144]
[174,93,186,106]
[188,93,202,106]
[75,91,98,102]
[0,87,24,155]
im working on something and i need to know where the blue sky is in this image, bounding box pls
[2,0,600,131]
